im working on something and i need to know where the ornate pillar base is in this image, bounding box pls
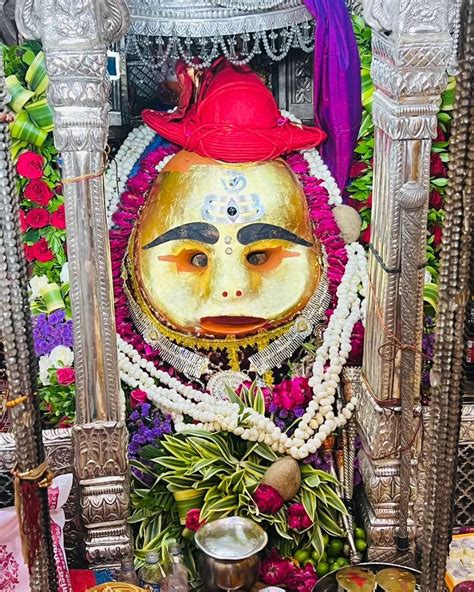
[74,422,132,567]
[354,374,420,565]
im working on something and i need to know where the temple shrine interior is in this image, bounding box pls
[0,0,473,591]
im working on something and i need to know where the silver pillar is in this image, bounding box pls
[15,0,132,567]
[359,0,451,562]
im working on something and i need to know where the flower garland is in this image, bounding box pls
[108,126,368,459]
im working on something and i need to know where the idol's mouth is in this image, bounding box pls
[200,316,267,335]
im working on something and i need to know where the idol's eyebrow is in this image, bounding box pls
[143,222,219,250]
[237,223,312,248]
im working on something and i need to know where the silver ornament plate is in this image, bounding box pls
[207,371,249,400]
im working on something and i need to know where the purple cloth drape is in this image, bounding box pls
[303,0,362,192]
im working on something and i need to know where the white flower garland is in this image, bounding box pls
[105,125,156,227]
[107,121,368,460]
[117,242,367,460]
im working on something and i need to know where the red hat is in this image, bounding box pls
[142,58,326,163]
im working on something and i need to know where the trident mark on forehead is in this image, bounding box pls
[202,171,265,225]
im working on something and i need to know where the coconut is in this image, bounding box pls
[333,204,362,244]
[261,457,301,501]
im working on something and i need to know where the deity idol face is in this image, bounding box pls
[131,150,321,337]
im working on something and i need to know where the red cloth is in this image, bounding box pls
[143,59,326,163]
[69,570,96,591]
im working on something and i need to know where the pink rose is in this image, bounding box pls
[285,563,318,592]
[287,504,313,530]
[273,377,310,411]
[253,484,284,514]
[185,508,205,532]
[56,368,75,385]
[16,151,44,179]
[130,389,148,408]
[261,549,292,586]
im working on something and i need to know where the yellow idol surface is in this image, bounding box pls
[131,150,321,337]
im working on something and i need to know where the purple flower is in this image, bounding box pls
[140,403,151,418]
[268,402,278,414]
[278,409,288,419]
[33,312,74,357]
[294,407,305,418]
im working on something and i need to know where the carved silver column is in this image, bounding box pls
[359,0,451,562]
[16,0,131,567]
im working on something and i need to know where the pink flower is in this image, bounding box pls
[56,368,75,385]
[348,321,364,366]
[253,484,284,514]
[285,563,318,592]
[287,504,313,530]
[261,549,292,586]
[16,151,44,179]
[127,171,153,194]
[361,225,371,244]
[273,377,310,411]
[185,508,205,532]
[130,389,148,408]
[19,209,28,232]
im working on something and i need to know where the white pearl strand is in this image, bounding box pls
[105,125,155,227]
[279,110,342,207]
[118,243,366,460]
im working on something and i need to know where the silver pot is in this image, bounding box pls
[195,517,268,591]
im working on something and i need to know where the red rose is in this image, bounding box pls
[435,126,446,142]
[25,208,50,229]
[185,508,205,532]
[253,484,284,514]
[349,161,368,179]
[19,209,28,232]
[55,183,63,195]
[51,204,66,229]
[24,244,36,262]
[130,389,148,409]
[429,190,443,209]
[430,153,447,177]
[367,193,373,208]
[361,224,371,244]
[24,179,54,206]
[57,368,75,385]
[16,151,45,179]
[433,224,442,247]
[30,237,54,263]
[287,503,313,530]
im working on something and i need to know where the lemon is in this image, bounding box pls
[327,538,344,557]
[322,533,330,546]
[316,561,330,577]
[311,549,321,562]
[355,539,368,553]
[354,527,366,540]
[294,549,310,564]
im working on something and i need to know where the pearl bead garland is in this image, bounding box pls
[105,125,155,228]
[117,243,367,461]
[280,110,342,207]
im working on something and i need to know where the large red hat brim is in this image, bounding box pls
[142,109,327,163]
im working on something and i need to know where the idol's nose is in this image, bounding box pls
[211,260,251,300]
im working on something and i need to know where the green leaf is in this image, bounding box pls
[318,507,345,537]
[319,484,348,515]
[423,282,439,312]
[252,443,278,463]
[301,487,317,520]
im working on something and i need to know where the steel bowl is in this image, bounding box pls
[312,562,422,591]
[195,517,268,591]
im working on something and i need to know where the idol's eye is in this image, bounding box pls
[247,251,268,266]
[190,252,208,268]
